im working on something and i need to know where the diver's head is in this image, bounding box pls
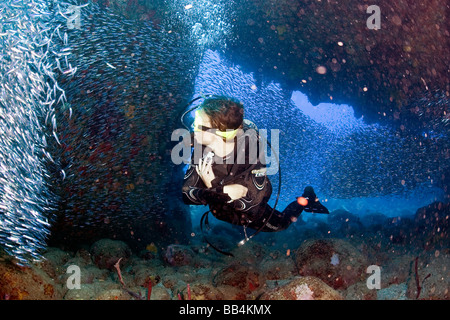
[193,96,244,146]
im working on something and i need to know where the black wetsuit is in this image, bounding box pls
[182,128,303,232]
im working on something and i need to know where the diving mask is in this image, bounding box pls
[193,109,238,140]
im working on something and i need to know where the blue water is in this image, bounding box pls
[1,0,449,303]
[188,49,445,229]
[0,0,447,273]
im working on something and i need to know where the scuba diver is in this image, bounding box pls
[181,96,329,250]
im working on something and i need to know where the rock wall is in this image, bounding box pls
[44,1,200,251]
[224,0,448,127]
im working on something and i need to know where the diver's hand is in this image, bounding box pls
[223,184,248,200]
[196,158,215,188]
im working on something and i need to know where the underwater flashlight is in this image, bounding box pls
[204,151,214,164]
[237,239,247,246]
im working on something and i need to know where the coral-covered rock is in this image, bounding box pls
[59,264,109,286]
[216,285,249,300]
[149,283,172,300]
[74,248,94,266]
[413,202,449,249]
[162,244,196,267]
[90,239,131,270]
[213,262,261,294]
[230,242,268,266]
[40,247,73,279]
[43,247,72,266]
[260,276,343,300]
[381,254,417,287]
[95,288,130,300]
[259,252,296,280]
[0,260,64,300]
[64,284,97,300]
[161,273,184,291]
[343,281,377,300]
[380,216,416,246]
[406,253,450,300]
[295,238,368,290]
[189,280,225,300]
[132,263,159,288]
[377,283,408,300]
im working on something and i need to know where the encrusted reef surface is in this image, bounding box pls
[1,202,447,300]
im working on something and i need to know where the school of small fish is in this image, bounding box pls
[0,0,204,265]
[0,0,77,264]
[1,0,447,267]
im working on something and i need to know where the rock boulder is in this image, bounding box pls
[295,238,368,290]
